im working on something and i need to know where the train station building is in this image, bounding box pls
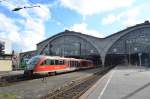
[20,21,150,67]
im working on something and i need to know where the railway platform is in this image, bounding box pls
[0,70,24,77]
[80,66,150,99]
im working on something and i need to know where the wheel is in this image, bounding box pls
[48,71,56,76]
[24,70,33,78]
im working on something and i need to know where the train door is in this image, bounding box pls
[66,60,71,68]
[75,61,78,68]
[70,61,73,68]
[69,61,76,68]
[77,61,80,68]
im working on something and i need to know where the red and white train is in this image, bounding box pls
[24,55,95,76]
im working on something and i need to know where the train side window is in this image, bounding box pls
[47,59,51,65]
[76,61,78,67]
[51,60,55,65]
[68,61,70,66]
[73,61,75,66]
[75,61,77,67]
[71,61,73,67]
[70,61,72,67]
[74,61,75,66]
[59,60,64,65]
[74,61,76,67]
[78,62,80,67]
[72,61,74,67]
[55,60,59,65]
[76,61,78,66]
[73,61,75,67]
[41,60,49,65]
[69,61,71,66]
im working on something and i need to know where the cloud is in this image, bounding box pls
[0,0,51,51]
[21,30,45,51]
[20,4,51,21]
[0,13,21,43]
[102,14,117,25]
[121,7,141,26]
[102,6,141,26]
[59,0,135,16]
[69,23,104,38]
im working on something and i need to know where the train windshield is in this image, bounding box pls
[27,56,40,65]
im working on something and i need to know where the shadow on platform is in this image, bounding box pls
[121,82,150,99]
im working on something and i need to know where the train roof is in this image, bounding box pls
[36,55,78,60]
[33,55,91,61]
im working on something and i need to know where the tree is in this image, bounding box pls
[0,42,5,55]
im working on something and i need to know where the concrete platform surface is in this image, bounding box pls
[0,70,24,77]
[80,66,150,99]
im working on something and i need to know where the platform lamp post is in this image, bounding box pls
[134,47,138,67]
[126,40,132,66]
[113,48,117,66]
[79,43,81,58]
[138,53,142,68]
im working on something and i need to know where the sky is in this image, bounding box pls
[0,0,150,52]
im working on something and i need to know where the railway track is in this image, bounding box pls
[42,66,114,99]
[0,73,56,87]
[0,67,100,87]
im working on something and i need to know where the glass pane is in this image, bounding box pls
[55,60,59,65]
[51,60,55,65]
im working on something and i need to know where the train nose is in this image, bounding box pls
[26,64,35,70]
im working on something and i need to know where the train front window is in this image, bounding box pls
[27,56,40,65]
[26,56,41,70]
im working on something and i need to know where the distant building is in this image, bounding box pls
[0,38,12,54]
[0,38,12,71]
